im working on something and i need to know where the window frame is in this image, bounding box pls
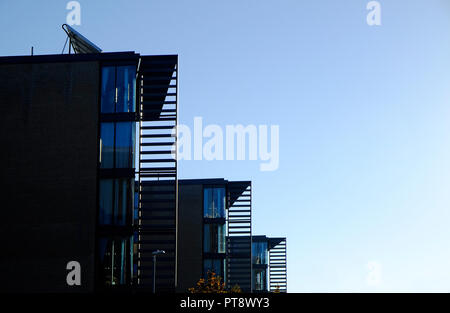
[101,64,137,114]
[100,121,135,170]
[99,177,135,226]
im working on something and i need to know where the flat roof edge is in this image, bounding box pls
[0,51,140,65]
[179,178,227,185]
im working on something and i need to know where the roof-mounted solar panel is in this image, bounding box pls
[62,24,102,54]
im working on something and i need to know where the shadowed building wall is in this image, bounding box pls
[0,60,99,292]
[176,183,203,292]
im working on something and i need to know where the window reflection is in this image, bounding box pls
[100,122,135,169]
[116,66,136,113]
[115,122,135,168]
[252,241,268,265]
[101,66,116,113]
[252,268,267,291]
[203,188,225,218]
[98,236,134,286]
[134,187,139,225]
[99,178,134,226]
[100,123,114,169]
[101,65,136,113]
[98,63,137,288]
[204,224,225,253]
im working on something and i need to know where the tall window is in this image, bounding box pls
[203,187,226,218]
[101,65,136,113]
[204,224,226,253]
[100,122,135,169]
[252,268,267,291]
[115,122,134,168]
[98,236,134,286]
[98,64,137,288]
[100,123,114,168]
[252,241,268,265]
[99,178,134,226]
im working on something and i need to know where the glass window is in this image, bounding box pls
[115,122,135,168]
[98,236,133,286]
[100,123,114,168]
[101,66,116,113]
[134,188,139,225]
[99,178,133,226]
[100,122,135,169]
[99,179,114,225]
[252,268,267,291]
[252,241,268,265]
[203,187,226,218]
[101,65,136,113]
[203,258,225,279]
[114,178,133,225]
[204,224,226,253]
[116,66,136,113]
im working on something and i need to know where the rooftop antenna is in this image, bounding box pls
[61,24,102,54]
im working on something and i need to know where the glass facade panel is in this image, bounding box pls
[114,179,131,225]
[203,259,225,278]
[252,268,267,291]
[252,241,268,265]
[98,64,137,288]
[99,178,133,226]
[115,122,135,168]
[100,122,135,169]
[99,179,114,225]
[204,224,226,253]
[134,188,139,225]
[101,66,116,113]
[101,65,136,113]
[98,236,133,286]
[203,187,226,218]
[116,66,136,113]
[100,123,114,169]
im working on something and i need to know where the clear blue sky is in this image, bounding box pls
[2,0,450,292]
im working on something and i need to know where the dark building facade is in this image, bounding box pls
[0,58,100,292]
[0,29,286,293]
[0,50,178,292]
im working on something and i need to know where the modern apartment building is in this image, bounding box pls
[0,25,178,291]
[177,179,252,292]
[0,26,286,293]
[252,236,287,293]
[177,179,288,293]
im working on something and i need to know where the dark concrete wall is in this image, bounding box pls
[177,184,203,292]
[0,61,99,292]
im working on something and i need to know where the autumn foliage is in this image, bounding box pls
[188,271,242,293]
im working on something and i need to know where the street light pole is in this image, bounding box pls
[153,254,156,293]
[152,250,166,293]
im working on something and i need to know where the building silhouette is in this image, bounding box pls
[0,27,286,293]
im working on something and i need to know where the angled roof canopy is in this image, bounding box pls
[62,24,102,54]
